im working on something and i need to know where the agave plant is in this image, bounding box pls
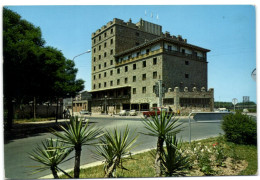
[95,126,138,178]
[28,138,73,179]
[162,135,190,177]
[142,110,183,177]
[51,116,102,178]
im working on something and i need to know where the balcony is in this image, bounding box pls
[115,48,163,66]
[164,49,206,61]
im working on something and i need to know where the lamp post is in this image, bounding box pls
[105,95,107,114]
[71,50,91,116]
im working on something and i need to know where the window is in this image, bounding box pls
[133,88,136,94]
[94,66,96,71]
[185,73,189,78]
[117,68,120,74]
[104,32,107,37]
[182,49,185,54]
[110,60,113,65]
[104,52,107,57]
[104,42,107,48]
[146,49,150,54]
[133,76,136,82]
[136,42,140,46]
[99,45,101,51]
[110,81,113,86]
[168,45,172,51]
[142,87,146,93]
[153,57,157,65]
[110,49,113,55]
[111,28,113,34]
[185,61,189,65]
[133,63,136,70]
[99,36,101,41]
[125,77,128,84]
[136,32,140,36]
[194,52,198,56]
[128,55,131,59]
[153,71,157,79]
[110,70,113,75]
[110,39,113,44]
[117,79,120,85]
[94,39,96,44]
[99,64,101,69]
[142,74,146,81]
[137,52,140,57]
[104,62,107,67]
[93,84,96,89]
[99,55,101,60]
[93,57,96,62]
[153,85,156,93]
[99,83,101,88]
[125,66,128,72]
[104,72,107,77]
[99,74,101,79]
[93,75,96,80]
[104,82,107,87]
[94,48,96,53]
[143,61,146,68]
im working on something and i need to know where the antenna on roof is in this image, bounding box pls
[156,14,159,21]
[145,10,147,16]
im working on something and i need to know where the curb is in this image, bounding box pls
[39,147,157,179]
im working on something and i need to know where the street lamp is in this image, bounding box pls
[71,50,91,116]
[104,95,107,114]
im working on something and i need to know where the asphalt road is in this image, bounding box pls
[4,116,224,179]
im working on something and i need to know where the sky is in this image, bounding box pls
[4,5,256,103]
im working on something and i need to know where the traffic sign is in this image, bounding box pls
[232,98,238,105]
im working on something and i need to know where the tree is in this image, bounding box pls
[3,8,84,128]
[142,111,183,177]
[29,138,73,179]
[95,126,138,177]
[3,7,45,129]
[161,135,190,177]
[51,116,102,178]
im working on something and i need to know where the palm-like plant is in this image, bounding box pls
[95,126,138,178]
[28,138,73,179]
[142,110,183,177]
[162,135,190,177]
[51,116,102,178]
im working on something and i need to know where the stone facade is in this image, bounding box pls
[90,18,214,114]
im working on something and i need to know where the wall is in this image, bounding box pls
[162,53,208,91]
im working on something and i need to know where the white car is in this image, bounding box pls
[119,110,127,116]
[129,110,137,116]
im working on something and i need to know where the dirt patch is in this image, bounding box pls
[186,157,248,176]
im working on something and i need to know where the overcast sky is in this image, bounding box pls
[5,5,256,103]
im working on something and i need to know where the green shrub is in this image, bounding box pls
[222,113,257,145]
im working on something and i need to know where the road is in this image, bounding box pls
[4,116,223,179]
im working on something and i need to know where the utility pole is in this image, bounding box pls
[71,50,91,116]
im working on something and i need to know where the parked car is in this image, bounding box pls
[129,110,137,116]
[80,110,92,115]
[143,107,174,118]
[119,110,127,116]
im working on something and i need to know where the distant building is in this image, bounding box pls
[64,91,92,112]
[90,18,214,114]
